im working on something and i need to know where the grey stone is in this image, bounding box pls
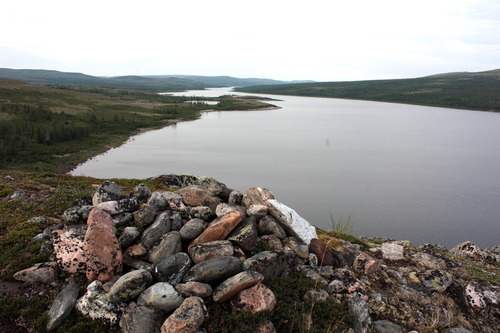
[441,329,474,333]
[113,212,133,227]
[119,305,165,333]
[133,205,155,227]
[227,216,258,252]
[246,204,268,217]
[348,295,371,333]
[122,257,152,271]
[118,227,140,248]
[147,231,182,263]
[133,183,152,202]
[137,282,184,312]
[183,256,243,284]
[175,282,213,298]
[332,250,355,267]
[215,203,246,218]
[46,282,80,331]
[152,252,192,285]
[188,240,234,264]
[162,192,187,211]
[243,251,297,280]
[92,181,121,206]
[141,211,172,250]
[228,190,243,205]
[282,237,309,259]
[372,320,403,333]
[190,206,213,221]
[147,192,168,212]
[258,215,286,239]
[107,269,153,303]
[13,262,59,284]
[179,218,207,241]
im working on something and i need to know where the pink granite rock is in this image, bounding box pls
[175,282,213,298]
[354,252,381,275]
[160,297,207,333]
[230,283,276,313]
[175,185,221,212]
[87,208,115,228]
[84,222,122,282]
[213,271,264,302]
[190,211,243,246]
[241,187,275,207]
[52,226,87,273]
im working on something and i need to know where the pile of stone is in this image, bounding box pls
[13,174,500,333]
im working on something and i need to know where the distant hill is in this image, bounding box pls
[0,68,304,91]
[237,69,500,112]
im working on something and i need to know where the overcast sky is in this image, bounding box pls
[1,0,499,81]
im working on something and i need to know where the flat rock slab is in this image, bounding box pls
[190,211,243,246]
[46,282,80,331]
[84,222,122,282]
[183,256,243,284]
[13,262,59,284]
[188,240,234,264]
[52,225,87,274]
[266,199,317,245]
[381,243,405,261]
[213,271,264,302]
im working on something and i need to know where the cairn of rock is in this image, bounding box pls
[13,174,500,333]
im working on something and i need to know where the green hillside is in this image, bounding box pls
[237,69,500,112]
[0,78,275,172]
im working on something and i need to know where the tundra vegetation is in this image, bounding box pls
[237,69,500,112]
[0,79,275,172]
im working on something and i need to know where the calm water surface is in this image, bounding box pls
[71,88,500,248]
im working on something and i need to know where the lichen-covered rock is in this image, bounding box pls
[92,181,121,206]
[52,225,87,273]
[183,256,243,284]
[215,203,245,217]
[175,185,221,212]
[348,295,371,333]
[13,262,58,284]
[354,252,380,275]
[147,231,182,263]
[228,216,258,252]
[95,198,139,215]
[76,280,127,326]
[119,305,165,333]
[190,211,243,246]
[137,282,184,312]
[133,205,155,227]
[189,206,212,221]
[132,183,152,202]
[84,221,122,282]
[243,251,297,280]
[46,282,80,331]
[213,270,264,302]
[160,296,207,333]
[230,283,276,313]
[266,199,317,245]
[107,269,153,303]
[246,204,268,217]
[118,227,140,248]
[282,237,309,259]
[412,252,447,270]
[451,241,486,260]
[381,243,405,261]
[162,192,187,211]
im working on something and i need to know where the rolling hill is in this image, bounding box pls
[237,69,500,112]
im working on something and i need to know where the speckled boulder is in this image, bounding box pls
[107,269,153,303]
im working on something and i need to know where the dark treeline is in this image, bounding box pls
[0,104,90,163]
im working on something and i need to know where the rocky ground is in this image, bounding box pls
[1,173,499,332]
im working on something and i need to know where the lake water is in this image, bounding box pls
[71,87,500,248]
